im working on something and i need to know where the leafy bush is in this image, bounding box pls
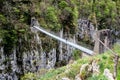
[21,73,37,80]
[72,50,82,60]
[0,14,6,24]
[58,1,68,9]
[44,6,61,31]
[66,69,77,79]
[3,29,18,54]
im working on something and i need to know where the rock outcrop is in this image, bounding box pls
[103,68,114,80]
[62,77,71,80]
[0,18,114,80]
[75,60,100,80]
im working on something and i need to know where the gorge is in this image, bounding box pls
[0,0,119,80]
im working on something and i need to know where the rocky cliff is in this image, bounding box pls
[0,0,119,79]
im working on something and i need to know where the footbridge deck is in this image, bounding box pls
[33,26,94,55]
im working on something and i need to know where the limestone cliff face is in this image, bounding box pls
[0,0,119,79]
[0,26,76,79]
[0,18,115,79]
[0,28,50,79]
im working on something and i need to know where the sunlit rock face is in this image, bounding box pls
[0,25,76,79]
[62,77,71,80]
[77,19,115,54]
[58,28,76,64]
[77,19,95,42]
[75,60,100,80]
[0,27,73,80]
[0,19,116,79]
[0,27,57,79]
[103,68,114,80]
[0,39,18,80]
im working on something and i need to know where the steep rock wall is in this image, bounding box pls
[0,18,115,80]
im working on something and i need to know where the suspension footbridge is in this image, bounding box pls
[33,26,94,55]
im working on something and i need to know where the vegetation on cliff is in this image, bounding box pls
[0,0,120,40]
[0,0,120,79]
[22,44,120,80]
[0,0,119,55]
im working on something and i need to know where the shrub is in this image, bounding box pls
[72,50,82,60]
[21,73,37,80]
[0,14,6,24]
[44,6,61,31]
[58,1,68,9]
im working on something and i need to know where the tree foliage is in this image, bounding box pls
[0,0,119,54]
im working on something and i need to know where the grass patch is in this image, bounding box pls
[22,44,120,80]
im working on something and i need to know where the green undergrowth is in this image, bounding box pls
[39,54,112,80]
[21,44,120,80]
